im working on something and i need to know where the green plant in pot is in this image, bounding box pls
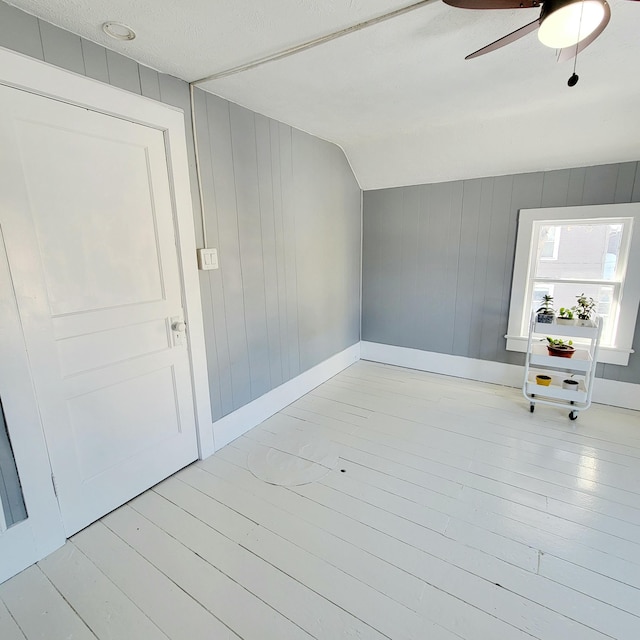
[536,294,555,324]
[546,337,575,358]
[557,307,575,325]
[572,293,596,326]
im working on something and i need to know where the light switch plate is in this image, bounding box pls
[197,247,219,270]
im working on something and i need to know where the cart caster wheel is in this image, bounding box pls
[569,411,578,421]
[530,403,535,413]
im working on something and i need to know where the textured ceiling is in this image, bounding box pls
[8,0,640,189]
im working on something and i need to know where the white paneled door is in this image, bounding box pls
[0,83,199,538]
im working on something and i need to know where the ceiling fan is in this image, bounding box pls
[443,0,636,62]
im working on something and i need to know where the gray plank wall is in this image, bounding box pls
[362,163,640,384]
[0,404,27,526]
[0,0,361,427]
[193,93,361,418]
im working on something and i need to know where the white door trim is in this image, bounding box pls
[0,47,213,456]
[0,230,66,581]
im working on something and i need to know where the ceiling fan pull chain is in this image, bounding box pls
[567,1,585,86]
[568,37,579,86]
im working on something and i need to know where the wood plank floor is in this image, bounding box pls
[2,360,640,639]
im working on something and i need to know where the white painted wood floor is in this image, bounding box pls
[2,360,640,640]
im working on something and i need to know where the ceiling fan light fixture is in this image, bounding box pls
[538,0,606,49]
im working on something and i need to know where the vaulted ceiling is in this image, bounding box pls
[8,0,640,189]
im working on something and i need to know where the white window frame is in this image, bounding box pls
[506,203,640,366]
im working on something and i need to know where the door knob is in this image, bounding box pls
[172,320,186,332]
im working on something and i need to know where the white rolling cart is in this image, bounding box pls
[523,312,602,421]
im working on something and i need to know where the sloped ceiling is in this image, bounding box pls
[7,0,640,189]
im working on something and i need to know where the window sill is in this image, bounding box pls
[505,336,633,366]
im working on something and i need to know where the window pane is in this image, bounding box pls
[539,226,560,260]
[534,222,623,281]
[530,284,554,315]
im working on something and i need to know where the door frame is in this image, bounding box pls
[0,46,214,576]
[0,46,213,457]
[0,229,66,582]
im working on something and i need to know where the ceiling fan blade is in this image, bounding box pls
[557,1,611,62]
[444,0,540,8]
[465,19,539,59]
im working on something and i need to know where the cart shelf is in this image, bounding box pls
[523,313,602,421]
[533,321,598,339]
[525,373,588,404]
[528,343,591,372]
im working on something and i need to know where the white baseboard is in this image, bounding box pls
[209,343,361,452]
[361,341,640,412]
[206,340,638,455]
[360,341,524,387]
[591,378,640,410]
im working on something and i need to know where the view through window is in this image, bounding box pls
[529,220,628,346]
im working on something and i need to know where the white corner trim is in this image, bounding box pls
[210,343,361,452]
[360,341,640,412]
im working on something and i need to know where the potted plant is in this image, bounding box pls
[556,307,575,325]
[546,336,575,358]
[572,293,596,327]
[562,377,579,391]
[535,374,552,386]
[536,294,555,324]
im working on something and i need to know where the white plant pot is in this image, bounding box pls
[556,318,577,325]
[562,379,579,391]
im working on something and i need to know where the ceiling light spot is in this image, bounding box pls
[102,22,136,41]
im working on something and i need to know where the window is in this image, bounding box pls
[529,220,626,345]
[506,204,640,366]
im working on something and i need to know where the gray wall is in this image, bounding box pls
[0,1,361,425]
[0,402,27,526]
[193,93,361,419]
[362,163,640,384]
